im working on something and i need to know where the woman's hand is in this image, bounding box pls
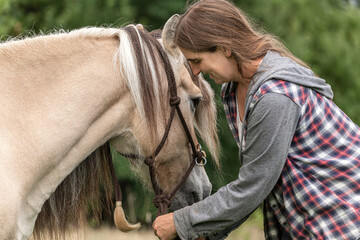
[152,213,178,240]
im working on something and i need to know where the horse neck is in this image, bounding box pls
[0,33,134,238]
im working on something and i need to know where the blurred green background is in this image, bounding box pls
[2,0,359,234]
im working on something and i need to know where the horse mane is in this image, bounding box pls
[116,26,169,146]
[28,25,219,239]
[33,144,113,240]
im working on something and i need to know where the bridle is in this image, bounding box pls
[108,27,207,216]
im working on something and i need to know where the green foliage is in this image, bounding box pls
[130,0,185,29]
[244,0,360,123]
[1,0,359,225]
[0,0,135,36]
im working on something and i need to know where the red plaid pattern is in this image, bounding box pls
[221,82,240,146]
[222,79,360,239]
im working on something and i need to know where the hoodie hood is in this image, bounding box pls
[249,51,333,100]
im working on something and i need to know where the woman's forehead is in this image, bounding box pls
[180,47,210,63]
[179,47,198,58]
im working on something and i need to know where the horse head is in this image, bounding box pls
[109,15,219,230]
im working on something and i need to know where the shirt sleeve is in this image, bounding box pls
[173,93,300,240]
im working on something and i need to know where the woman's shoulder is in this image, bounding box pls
[251,79,310,107]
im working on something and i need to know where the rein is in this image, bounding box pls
[108,27,207,217]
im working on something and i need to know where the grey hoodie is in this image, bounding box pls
[173,51,333,240]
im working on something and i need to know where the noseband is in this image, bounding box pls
[108,27,207,217]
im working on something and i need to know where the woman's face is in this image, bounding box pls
[180,47,241,85]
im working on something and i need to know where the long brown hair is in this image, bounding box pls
[175,0,309,75]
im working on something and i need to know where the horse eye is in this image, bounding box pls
[190,96,203,112]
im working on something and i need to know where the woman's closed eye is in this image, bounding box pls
[188,59,201,65]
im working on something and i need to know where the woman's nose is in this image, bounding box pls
[191,66,201,76]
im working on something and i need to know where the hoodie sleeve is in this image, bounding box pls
[173,93,300,240]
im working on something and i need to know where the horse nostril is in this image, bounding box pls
[191,191,201,203]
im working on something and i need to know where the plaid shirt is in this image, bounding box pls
[221,79,360,239]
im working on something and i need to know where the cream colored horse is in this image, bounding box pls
[0,16,219,240]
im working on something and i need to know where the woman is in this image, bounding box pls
[153,0,360,239]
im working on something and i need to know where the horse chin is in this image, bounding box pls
[168,166,212,211]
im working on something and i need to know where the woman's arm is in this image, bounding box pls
[154,93,300,240]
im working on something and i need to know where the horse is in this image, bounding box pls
[0,15,219,240]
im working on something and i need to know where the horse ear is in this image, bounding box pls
[162,14,181,57]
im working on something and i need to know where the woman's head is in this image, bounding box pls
[175,0,308,74]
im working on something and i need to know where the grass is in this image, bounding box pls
[33,208,264,240]
[227,208,264,240]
